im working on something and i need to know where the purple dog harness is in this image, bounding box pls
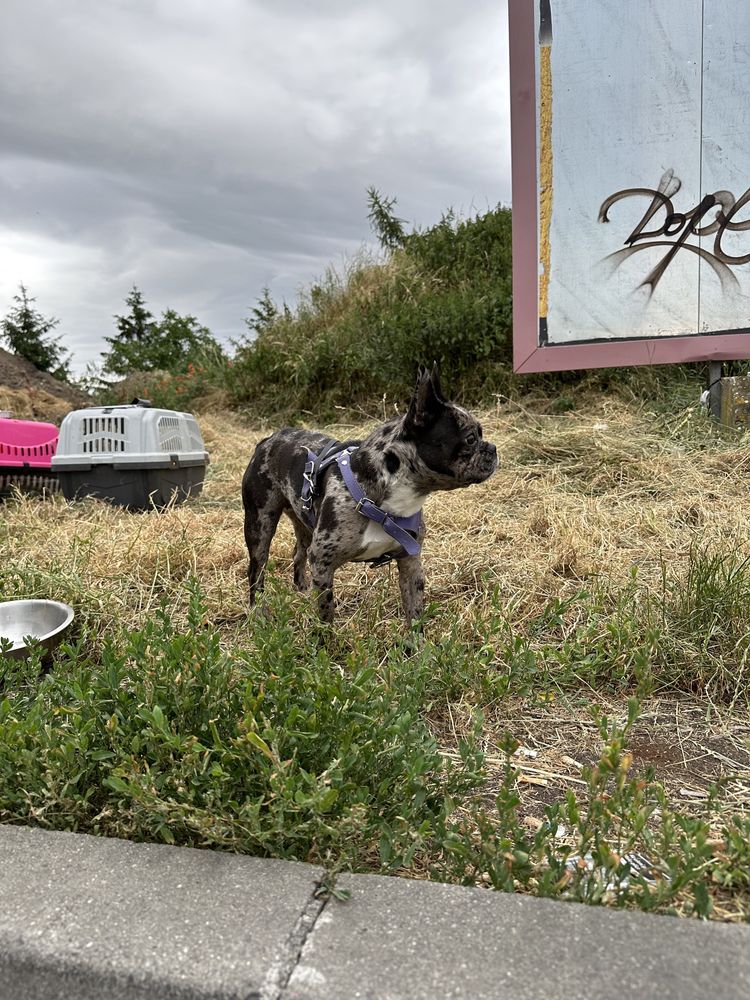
[300,439,423,566]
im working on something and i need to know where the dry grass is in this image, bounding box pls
[0,386,78,422]
[5,391,750,677]
[2,391,750,918]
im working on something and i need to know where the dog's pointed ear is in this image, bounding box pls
[404,362,445,431]
[428,361,445,402]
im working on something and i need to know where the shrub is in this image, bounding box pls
[0,584,483,865]
[227,202,514,419]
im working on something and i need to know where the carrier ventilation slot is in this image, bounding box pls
[0,441,56,458]
[81,415,128,454]
[0,472,59,494]
[158,416,184,453]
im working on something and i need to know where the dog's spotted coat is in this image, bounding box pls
[242,367,498,625]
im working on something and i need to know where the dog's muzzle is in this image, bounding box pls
[473,443,498,482]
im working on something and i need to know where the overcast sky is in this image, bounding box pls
[0,0,510,373]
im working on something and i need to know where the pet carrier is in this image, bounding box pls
[51,401,209,510]
[0,416,59,496]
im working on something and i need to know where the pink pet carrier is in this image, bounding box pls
[0,415,60,495]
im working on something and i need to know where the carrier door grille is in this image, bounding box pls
[81,416,128,454]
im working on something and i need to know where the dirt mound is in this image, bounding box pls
[0,347,89,421]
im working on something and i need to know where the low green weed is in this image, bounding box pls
[433,702,730,919]
[1,577,746,918]
[0,582,483,867]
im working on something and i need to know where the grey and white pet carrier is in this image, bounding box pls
[51,401,209,510]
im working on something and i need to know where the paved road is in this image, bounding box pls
[0,825,748,999]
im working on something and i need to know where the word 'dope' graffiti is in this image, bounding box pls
[598,169,750,296]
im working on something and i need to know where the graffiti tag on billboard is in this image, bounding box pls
[598,169,750,296]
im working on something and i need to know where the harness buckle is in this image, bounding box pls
[368,553,394,569]
[355,496,372,514]
[301,461,316,514]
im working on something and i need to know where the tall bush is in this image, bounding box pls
[227,195,513,418]
[101,288,225,378]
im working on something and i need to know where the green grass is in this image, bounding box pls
[2,384,750,921]
[0,583,479,866]
[73,196,715,422]
[2,561,749,921]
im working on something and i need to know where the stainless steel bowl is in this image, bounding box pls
[0,599,75,660]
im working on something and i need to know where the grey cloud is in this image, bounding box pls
[0,0,510,370]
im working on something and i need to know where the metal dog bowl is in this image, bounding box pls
[0,599,75,660]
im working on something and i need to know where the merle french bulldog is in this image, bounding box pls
[242,365,497,626]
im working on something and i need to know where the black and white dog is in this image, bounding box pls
[242,366,497,626]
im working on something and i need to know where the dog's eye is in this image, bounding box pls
[465,432,477,447]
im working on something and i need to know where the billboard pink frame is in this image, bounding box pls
[508,0,750,374]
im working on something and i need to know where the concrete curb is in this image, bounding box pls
[1,825,748,1000]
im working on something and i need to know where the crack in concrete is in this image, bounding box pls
[258,883,329,1000]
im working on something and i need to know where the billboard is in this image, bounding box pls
[509,0,750,373]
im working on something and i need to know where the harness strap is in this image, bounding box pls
[336,449,423,558]
[300,441,423,561]
[301,438,353,526]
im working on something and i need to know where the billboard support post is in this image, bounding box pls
[708,362,723,422]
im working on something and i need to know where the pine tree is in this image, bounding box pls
[101,288,222,376]
[246,287,278,335]
[113,286,155,342]
[366,187,407,251]
[1,284,71,380]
